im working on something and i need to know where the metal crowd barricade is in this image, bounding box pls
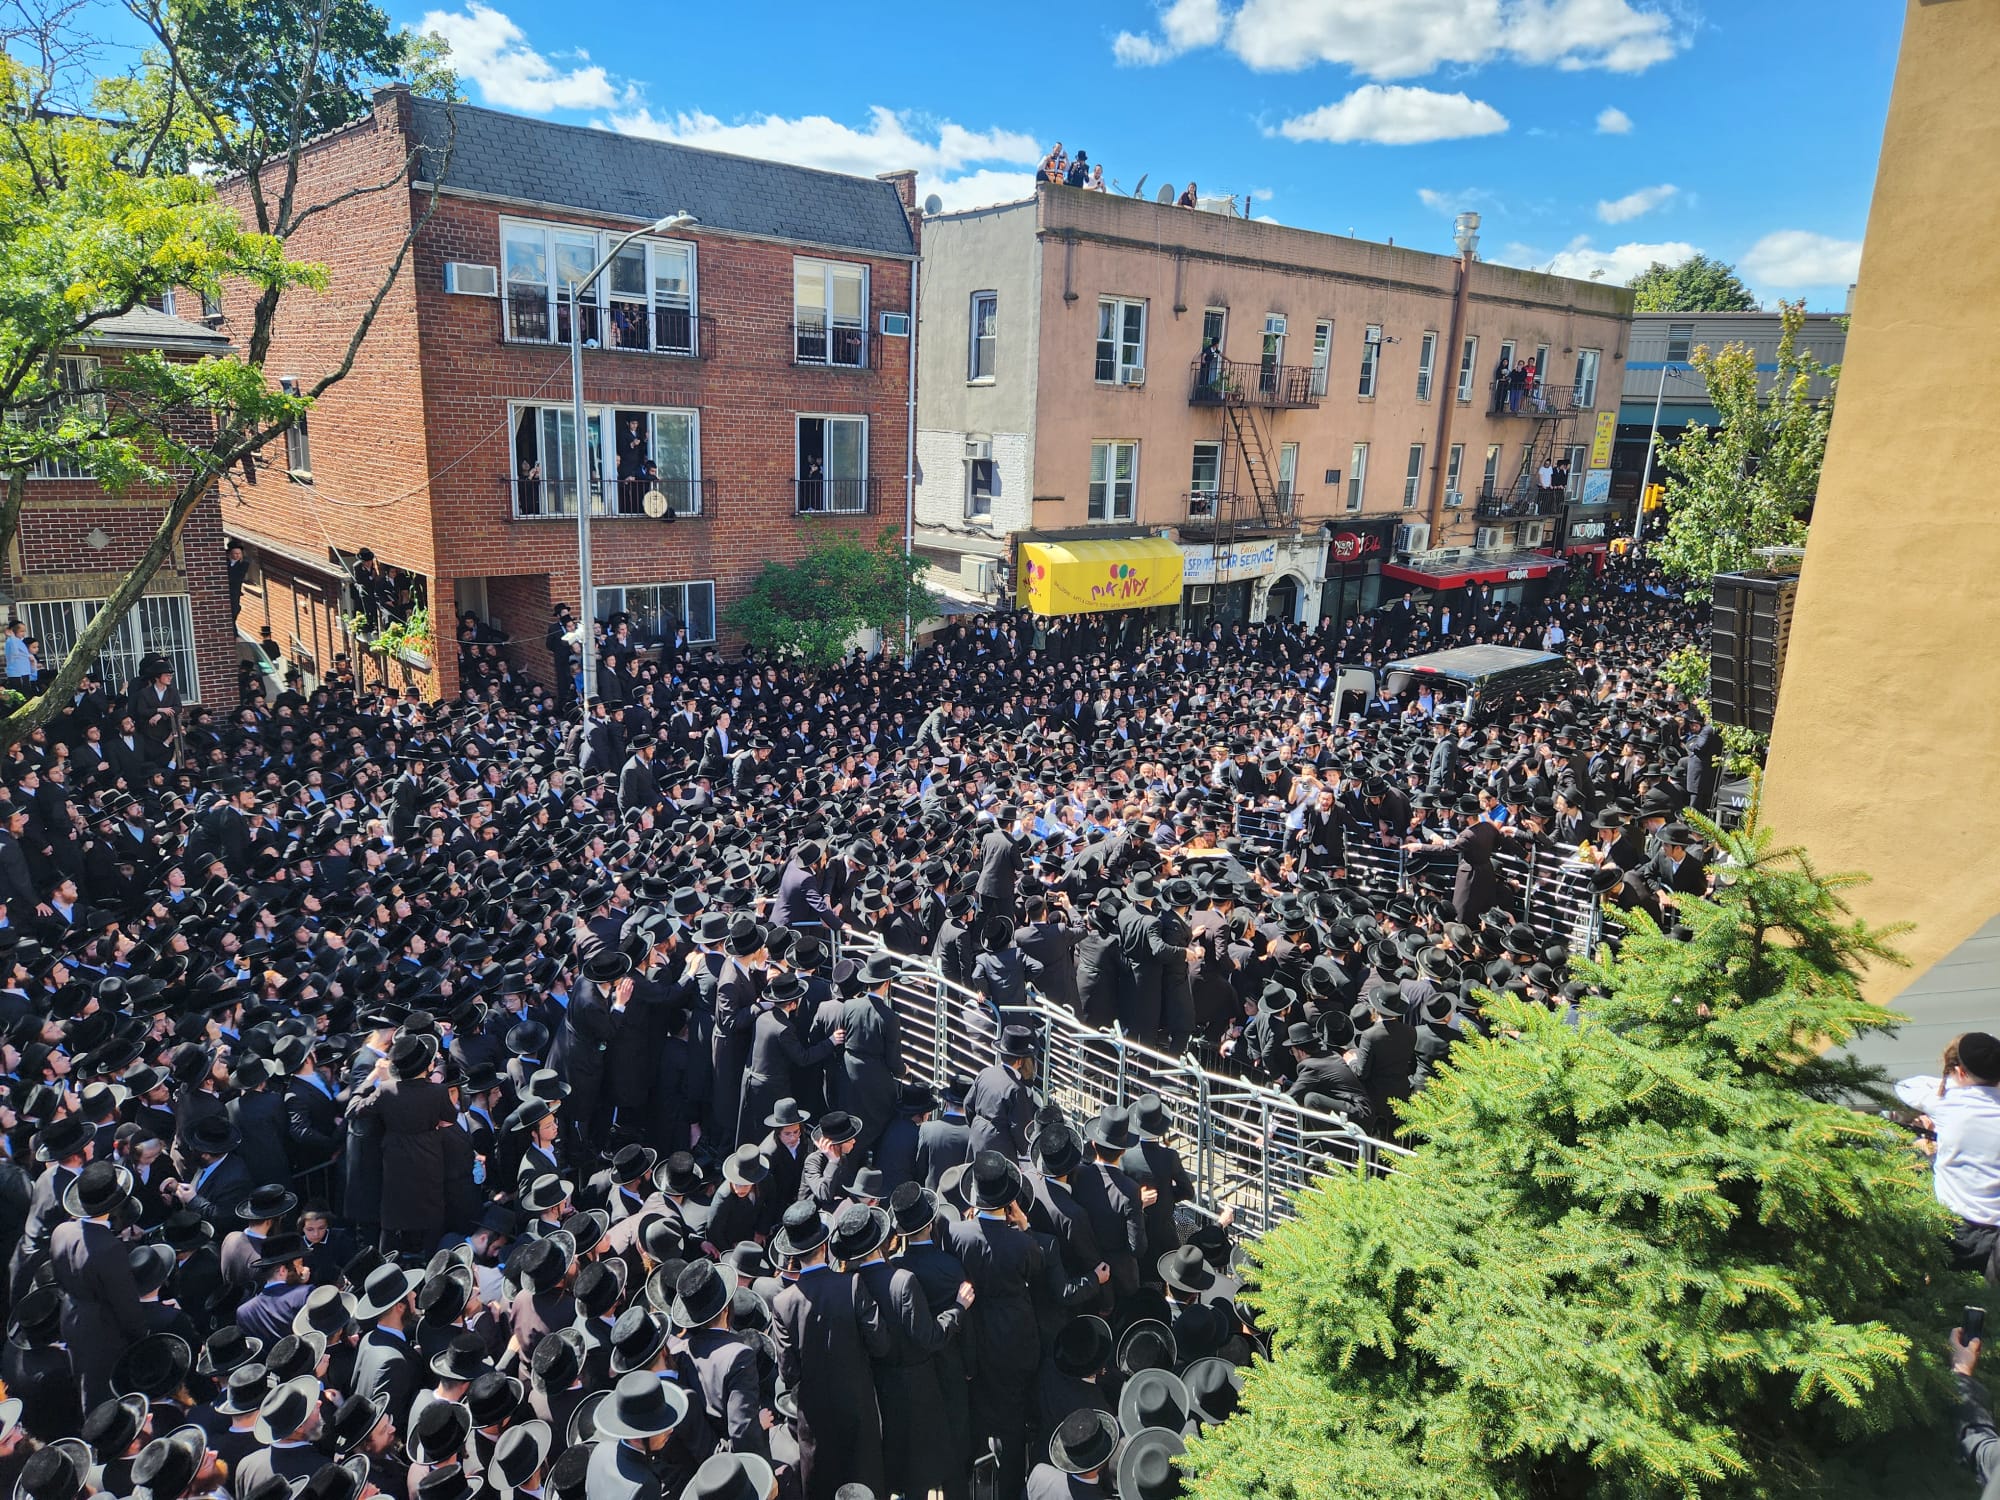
[1231,804,1290,853]
[844,931,1413,1236]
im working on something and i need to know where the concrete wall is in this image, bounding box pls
[1026,186,1632,539]
[912,201,1039,570]
[1760,0,2000,997]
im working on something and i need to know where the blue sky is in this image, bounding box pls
[87,0,1905,307]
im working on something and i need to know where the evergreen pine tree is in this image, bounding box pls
[1185,820,1975,1500]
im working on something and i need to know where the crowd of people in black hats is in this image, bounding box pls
[0,552,1724,1500]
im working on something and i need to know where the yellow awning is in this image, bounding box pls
[1017,537,1185,616]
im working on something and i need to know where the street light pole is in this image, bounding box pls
[1632,359,1676,546]
[570,210,696,714]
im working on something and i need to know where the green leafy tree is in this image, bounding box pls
[1628,253,1759,313]
[727,528,937,671]
[0,0,454,747]
[1185,818,1973,1500]
[1653,301,1832,599]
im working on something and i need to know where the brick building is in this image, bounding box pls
[915,187,1632,631]
[217,88,918,697]
[5,306,237,705]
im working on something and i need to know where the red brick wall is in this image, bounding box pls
[214,90,920,698]
[480,572,554,685]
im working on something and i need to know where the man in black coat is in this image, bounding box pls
[915,1081,973,1192]
[170,1113,255,1234]
[770,1202,890,1500]
[1016,895,1082,1016]
[50,1161,147,1404]
[943,1154,1045,1500]
[976,810,1025,921]
[616,740,661,817]
[278,1038,342,1195]
[1646,822,1709,900]
[1350,987,1419,1139]
[1286,1020,1374,1128]
[834,954,902,1151]
[736,974,843,1148]
[225,1056,293,1196]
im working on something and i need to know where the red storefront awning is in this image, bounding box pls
[1563,541,1609,557]
[1382,552,1566,590]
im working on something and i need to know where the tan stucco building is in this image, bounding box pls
[914,184,1633,627]
[1761,0,2000,1007]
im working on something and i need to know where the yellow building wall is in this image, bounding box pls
[1760,0,2000,996]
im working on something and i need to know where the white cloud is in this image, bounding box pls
[1596,182,1677,223]
[926,170,1042,213]
[1278,85,1508,146]
[608,105,1043,194]
[417,3,624,112]
[1418,186,1505,215]
[1513,234,1700,282]
[1114,0,1228,65]
[1740,230,1863,288]
[1596,105,1633,134]
[1216,0,1679,79]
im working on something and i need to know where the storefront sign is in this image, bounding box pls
[1581,468,1612,506]
[1018,537,1185,615]
[1568,517,1608,542]
[1328,530,1386,564]
[1507,568,1529,580]
[1590,411,1617,469]
[1182,539,1280,584]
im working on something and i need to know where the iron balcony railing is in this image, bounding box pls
[793,476,880,516]
[1488,379,1584,417]
[1183,488,1297,532]
[1189,356,1322,409]
[503,298,713,359]
[509,476,709,520]
[793,315,871,369]
[1475,487,1562,519]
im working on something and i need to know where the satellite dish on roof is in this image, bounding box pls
[1130,173,1148,199]
[922,193,943,217]
[1157,184,1176,204]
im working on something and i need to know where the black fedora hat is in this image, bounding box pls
[1030,1123,1084,1178]
[762,1098,810,1130]
[1047,1409,1118,1475]
[113,1332,191,1399]
[428,1331,492,1383]
[1182,1356,1245,1427]
[327,1391,390,1457]
[1052,1315,1113,1378]
[1118,1366,1191,1438]
[252,1231,312,1272]
[670,1259,730,1330]
[195,1325,263,1377]
[491,1420,552,1500]
[212,1363,271,1418]
[968,1151,1020,1211]
[241,1184,299,1223]
[656,1151,704,1196]
[353,1263,423,1321]
[1116,1319,1178,1377]
[62,1160,135,1219]
[678,1454,778,1500]
[252,1375,322,1444]
[607,1307,668,1375]
[593,1370,689,1441]
[827,1203,891,1263]
[885,1180,940,1237]
[13,1440,93,1500]
[1157,1246,1215,1298]
[33,1115,93,1164]
[815,1111,861,1146]
[770,1200,828,1261]
[388,1032,438,1080]
[291,1286,355,1339]
[465,1371,523,1429]
[408,1400,471,1465]
[182,1113,241,1158]
[81,1393,149,1460]
[1115,1426,1187,1500]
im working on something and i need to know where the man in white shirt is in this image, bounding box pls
[1896,1029,2000,1283]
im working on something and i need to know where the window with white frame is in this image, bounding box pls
[24,356,104,480]
[1309,319,1332,397]
[510,402,699,517]
[502,220,698,354]
[593,582,715,645]
[795,259,868,367]
[1089,440,1138,522]
[1456,335,1479,401]
[1564,443,1587,496]
[1573,347,1601,407]
[1446,444,1464,504]
[1358,324,1382,398]
[965,436,995,520]
[1666,323,1694,363]
[1415,331,1437,401]
[1201,308,1227,356]
[1403,443,1425,509]
[798,415,868,512]
[1346,442,1368,512]
[1188,441,1220,517]
[1095,298,1146,384]
[26,594,199,698]
[1277,443,1299,513]
[969,292,997,381]
[1259,314,1286,394]
[1483,443,1503,496]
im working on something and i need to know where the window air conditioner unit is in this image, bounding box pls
[1476,526,1506,550]
[1188,585,1212,604]
[444,262,499,297]
[1445,488,1464,508]
[969,559,1001,596]
[1521,521,1549,548]
[1121,366,1147,387]
[879,311,911,337]
[1394,522,1429,554]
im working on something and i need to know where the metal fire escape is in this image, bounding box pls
[1185,357,1316,581]
[1474,380,1586,524]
